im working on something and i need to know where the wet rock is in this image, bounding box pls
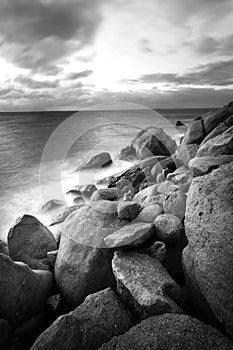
[0,253,53,329]
[104,222,155,248]
[163,190,187,220]
[112,251,184,320]
[151,157,177,179]
[90,188,121,202]
[39,200,64,213]
[31,288,134,350]
[55,201,123,307]
[78,184,98,200]
[135,204,162,223]
[73,196,85,205]
[117,201,141,221]
[118,127,176,161]
[154,214,185,244]
[79,152,112,169]
[49,205,81,226]
[108,166,146,195]
[8,215,57,269]
[98,314,233,350]
[183,162,233,337]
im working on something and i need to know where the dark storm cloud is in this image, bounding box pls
[66,70,93,80]
[0,0,106,72]
[137,59,233,86]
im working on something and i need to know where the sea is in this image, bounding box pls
[0,106,216,240]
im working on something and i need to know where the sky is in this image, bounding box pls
[0,0,233,110]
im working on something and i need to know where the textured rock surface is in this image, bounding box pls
[118,127,176,161]
[196,126,233,158]
[183,162,233,337]
[177,143,199,166]
[79,152,112,169]
[163,190,187,220]
[135,203,162,223]
[117,201,141,221]
[104,222,155,248]
[136,241,167,264]
[8,215,57,270]
[133,184,158,205]
[0,319,12,350]
[0,254,53,328]
[112,251,184,319]
[167,166,192,186]
[31,288,134,350]
[108,166,146,195]
[157,180,178,195]
[55,201,123,307]
[91,188,122,202]
[154,214,185,244]
[189,155,233,177]
[201,114,233,145]
[98,314,233,350]
[0,239,9,255]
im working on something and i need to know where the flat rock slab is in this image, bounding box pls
[31,288,134,350]
[0,253,53,329]
[8,215,57,269]
[104,222,155,248]
[112,251,184,320]
[98,314,233,350]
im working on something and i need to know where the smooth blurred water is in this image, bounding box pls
[0,107,214,240]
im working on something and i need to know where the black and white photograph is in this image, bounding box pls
[0,0,233,349]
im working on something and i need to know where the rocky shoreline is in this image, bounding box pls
[1,101,233,349]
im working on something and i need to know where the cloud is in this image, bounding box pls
[138,39,153,53]
[0,0,106,73]
[137,59,233,86]
[66,70,93,80]
[15,76,60,90]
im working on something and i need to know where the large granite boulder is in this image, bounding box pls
[177,143,199,166]
[55,201,124,307]
[182,102,233,145]
[201,114,233,145]
[104,222,155,248]
[118,127,176,161]
[8,215,57,270]
[31,288,134,350]
[189,155,233,178]
[195,125,233,158]
[112,251,185,320]
[98,314,233,350]
[0,254,53,329]
[79,152,112,169]
[183,162,233,337]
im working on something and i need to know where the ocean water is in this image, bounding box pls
[0,107,215,240]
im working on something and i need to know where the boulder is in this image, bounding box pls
[177,143,199,166]
[182,102,233,145]
[79,152,112,169]
[55,201,123,307]
[112,251,184,320]
[183,162,233,337]
[8,215,57,270]
[0,254,53,328]
[78,184,98,200]
[189,155,233,177]
[73,196,85,205]
[49,205,81,226]
[0,319,12,350]
[195,125,233,158]
[154,214,185,244]
[90,188,121,202]
[117,201,141,222]
[104,222,155,248]
[31,288,134,350]
[163,190,187,220]
[39,200,64,213]
[167,166,192,186]
[135,204,162,223]
[132,184,158,205]
[98,313,233,350]
[108,166,147,195]
[142,194,166,207]
[201,114,233,145]
[118,127,176,161]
